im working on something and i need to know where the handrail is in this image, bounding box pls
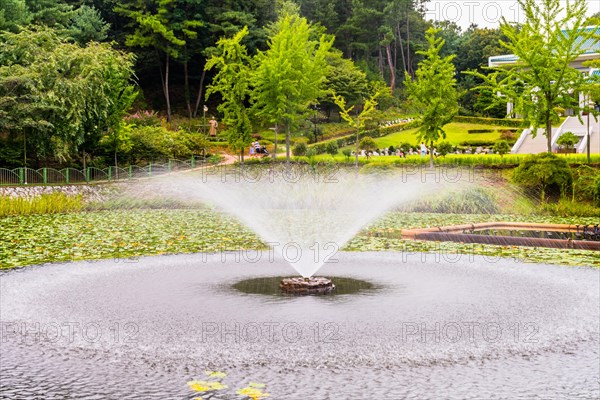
[0,156,212,186]
[511,128,531,154]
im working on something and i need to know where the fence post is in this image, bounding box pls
[168,160,172,172]
[85,167,90,182]
[43,168,47,184]
[108,166,112,181]
[65,169,70,184]
[19,168,24,185]
[128,165,132,179]
[191,156,196,168]
[148,163,152,176]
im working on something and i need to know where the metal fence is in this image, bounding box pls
[0,157,209,186]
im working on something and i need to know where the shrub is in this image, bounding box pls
[128,126,208,163]
[399,142,412,154]
[388,145,396,154]
[359,137,377,152]
[493,140,511,156]
[342,148,352,162]
[512,153,573,202]
[436,141,453,157]
[325,141,339,157]
[293,142,308,157]
[572,165,599,203]
[467,129,494,134]
[499,130,518,142]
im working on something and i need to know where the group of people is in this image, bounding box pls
[250,141,269,156]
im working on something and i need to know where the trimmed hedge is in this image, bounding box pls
[453,115,526,128]
[467,129,494,134]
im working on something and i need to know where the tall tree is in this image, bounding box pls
[333,87,381,172]
[205,27,254,164]
[252,11,333,164]
[116,0,202,122]
[469,0,599,152]
[67,5,110,44]
[0,28,137,165]
[404,27,458,169]
[0,0,31,32]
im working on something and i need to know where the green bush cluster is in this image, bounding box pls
[293,142,308,156]
[512,153,573,202]
[127,126,209,163]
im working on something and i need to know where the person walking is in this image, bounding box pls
[420,142,427,157]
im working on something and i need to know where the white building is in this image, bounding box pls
[488,26,600,154]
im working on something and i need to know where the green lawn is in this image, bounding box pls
[342,122,518,150]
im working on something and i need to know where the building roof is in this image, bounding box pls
[489,26,600,66]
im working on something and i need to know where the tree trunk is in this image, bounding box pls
[406,10,412,75]
[193,68,207,118]
[545,107,552,153]
[397,23,407,73]
[272,123,278,161]
[429,140,434,170]
[165,53,172,122]
[156,50,171,123]
[385,44,396,93]
[184,60,192,119]
[355,116,360,174]
[378,47,384,77]
[286,122,291,165]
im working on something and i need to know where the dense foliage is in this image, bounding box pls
[1,0,599,167]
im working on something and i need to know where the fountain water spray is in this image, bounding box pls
[166,164,454,277]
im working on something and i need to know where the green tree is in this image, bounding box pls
[0,0,31,32]
[321,49,369,120]
[437,141,453,157]
[358,136,377,157]
[68,5,110,44]
[205,27,254,164]
[404,27,459,169]
[556,131,579,151]
[116,0,202,122]
[469,0,599,153]
[325,140,338,157]
[25,0,73,28]
[333,88,380,170]
[252,12,333,164]
[0,28,137,166]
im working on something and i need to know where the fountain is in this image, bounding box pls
[279,276,335,295]
[1,164,598,398]
[167,164,445,279]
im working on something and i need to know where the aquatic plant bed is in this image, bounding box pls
[400,222,600,251]
[1,210,598,269]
